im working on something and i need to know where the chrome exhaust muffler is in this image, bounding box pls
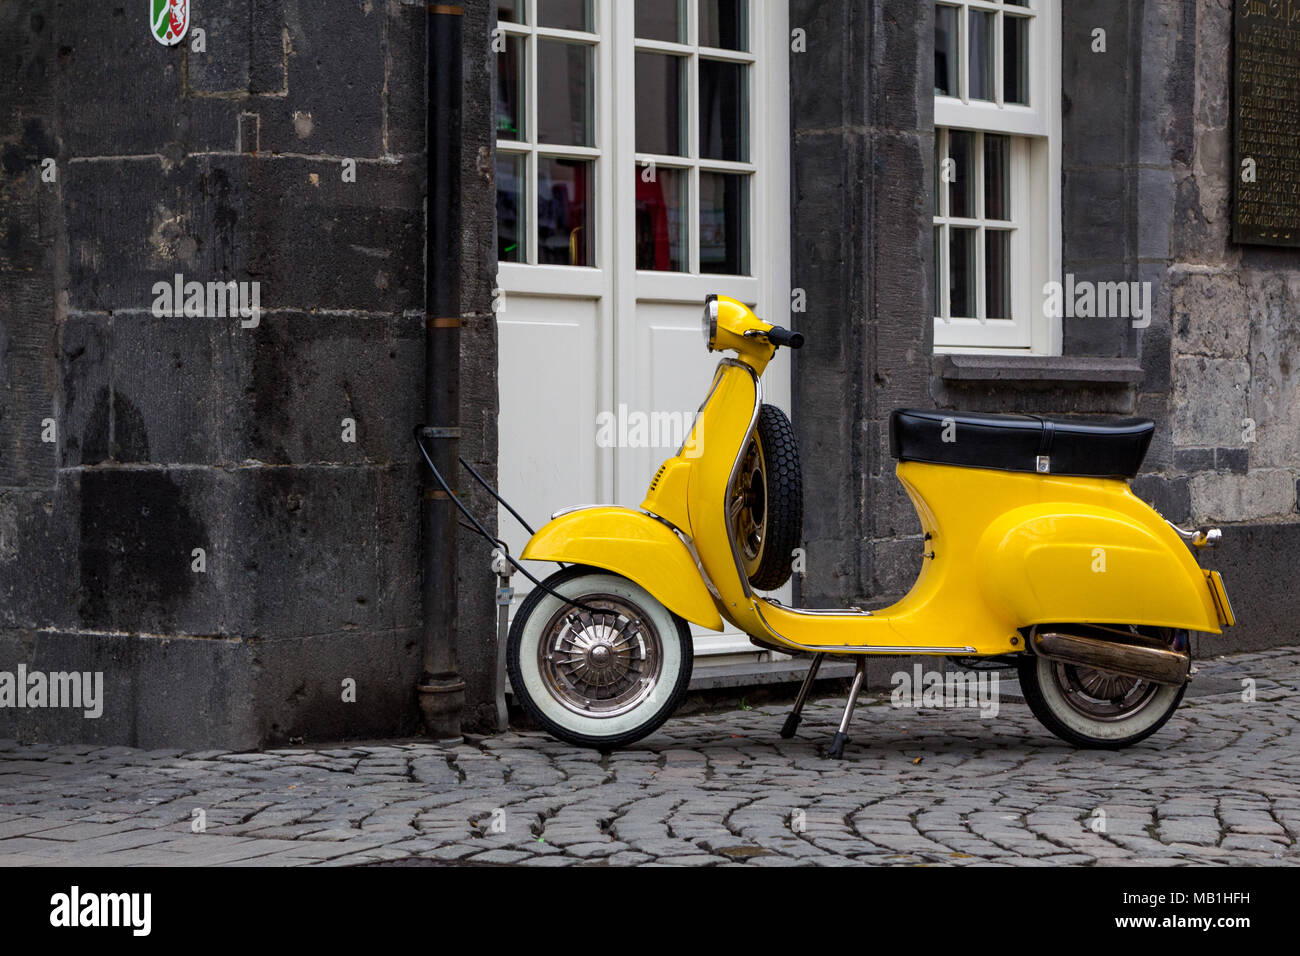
[1031,626,1189,686]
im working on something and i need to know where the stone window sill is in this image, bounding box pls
[934,354,1144,386]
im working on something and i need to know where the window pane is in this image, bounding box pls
[984,134,1009,220]
[499,0,524,25]
[636,52,687,155]
[1004,15,1029,105]
[495,33,526,141]
[968,10,994,101]
[537,0,590,32]
[538,157,593,267]
[636,165,688,272]
[949,227,976,318]
[935,5,959,96]
[700,172,749,275]
[986,230,1011,320]
[700,0,747,51]
[635,0,684,42]
[538,40,593,147]
[948,129,975,218]
[497,152,526,263]
[699,59,748,162]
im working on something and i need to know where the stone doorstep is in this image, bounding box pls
[686,657,858,691]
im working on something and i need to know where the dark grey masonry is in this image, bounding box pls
[790,0,1300,665]
[0,0,498,747]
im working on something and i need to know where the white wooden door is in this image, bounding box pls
[496,0,791,662]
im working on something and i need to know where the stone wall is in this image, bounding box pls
[1171,0,1300,651]
[789,0,935,612]
[1173,0,1300,525]
[0,0,499,747]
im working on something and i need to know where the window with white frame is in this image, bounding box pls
[933,0,1060,353]
[632,0,753,276]
[493,0,755,277]
[495,0,599,267]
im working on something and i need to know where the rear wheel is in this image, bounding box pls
[507,566,693,751]
[1017,626,1189,748]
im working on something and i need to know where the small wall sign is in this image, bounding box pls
[151,0,190,47]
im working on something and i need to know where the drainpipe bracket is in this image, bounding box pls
[418,426,461,439]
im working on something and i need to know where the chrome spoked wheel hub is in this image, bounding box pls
[1052,663,1161,722]
[730,437,767,576]
[538,595,663,718]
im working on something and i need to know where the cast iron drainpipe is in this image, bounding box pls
[417,2,465,742]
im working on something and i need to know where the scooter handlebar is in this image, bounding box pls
[765,326,804,350]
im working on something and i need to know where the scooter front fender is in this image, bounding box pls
[521,507,724,632]
[977,496,1223,634]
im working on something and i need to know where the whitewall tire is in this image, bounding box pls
[1017,628,1189,748]
[507,566,694,750]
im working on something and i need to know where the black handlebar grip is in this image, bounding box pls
[766,326,805,349]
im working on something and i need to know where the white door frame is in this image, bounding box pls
[495,0,792,661]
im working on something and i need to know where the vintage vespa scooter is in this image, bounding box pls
[507,295,1235,757]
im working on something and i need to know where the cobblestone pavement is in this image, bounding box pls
[1,647,1297,867]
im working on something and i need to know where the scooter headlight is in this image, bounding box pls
[702,296,718,351]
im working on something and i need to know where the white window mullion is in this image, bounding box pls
[975,132,985,322]
[994,9,1004,107]
[687,0,701,274]
[526,1,539,265]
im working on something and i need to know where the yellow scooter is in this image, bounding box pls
[507,295,1235,756]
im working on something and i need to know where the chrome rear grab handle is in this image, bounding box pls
[1166,520,1222,549]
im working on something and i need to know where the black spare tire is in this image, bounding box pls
[730,404,803,591]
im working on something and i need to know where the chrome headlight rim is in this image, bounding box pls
[703,295,719,351]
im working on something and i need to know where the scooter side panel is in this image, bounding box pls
[977,495,1223,634]
[521,507,725,631]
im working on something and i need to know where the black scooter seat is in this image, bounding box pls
[888,409,1154,478]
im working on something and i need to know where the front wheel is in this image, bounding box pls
[507,565,693,751]
[1017,627,1189,749]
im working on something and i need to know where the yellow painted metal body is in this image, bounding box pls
[526,294,1228,656]
[521,507,724,632]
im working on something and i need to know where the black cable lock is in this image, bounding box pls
[413,428,602,615]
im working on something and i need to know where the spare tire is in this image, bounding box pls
[729,403,803,591]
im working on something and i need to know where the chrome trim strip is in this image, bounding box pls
[761,605,870,616]
[550,504,603,520]
[782,643,979,655]
[722,359,763,603]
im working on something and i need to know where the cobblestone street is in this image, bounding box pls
[1,647,1297,867]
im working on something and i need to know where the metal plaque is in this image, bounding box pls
[1233,1,1300,247]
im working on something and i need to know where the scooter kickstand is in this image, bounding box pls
[827,657,867,760]
[780,653,825,739]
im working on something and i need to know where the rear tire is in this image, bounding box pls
[507,565,693,751]
[1017,627,1189,749]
